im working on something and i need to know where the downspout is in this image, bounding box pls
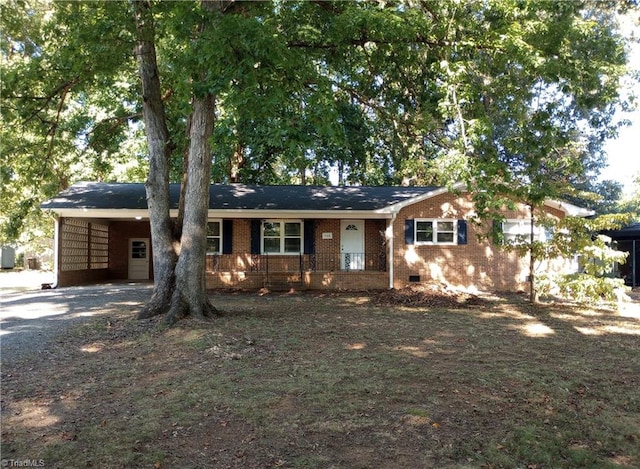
[388,213,397,290]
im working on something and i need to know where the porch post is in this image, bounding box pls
[53,217,61,288]
[633,240,637,288]
[387,214,396,290]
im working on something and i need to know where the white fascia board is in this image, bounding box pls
[48,208,393,220]
[375,183,466,215]
[45,208,172,220]
[544,199,595,218]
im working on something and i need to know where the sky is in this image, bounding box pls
[598,13,640,196]
[600,108,640,193]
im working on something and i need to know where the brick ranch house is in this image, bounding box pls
[41,181,593,291]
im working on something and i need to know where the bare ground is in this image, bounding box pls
[0,269,56,294]
[1,284,639,468]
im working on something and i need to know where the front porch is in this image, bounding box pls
[205,251,389,291]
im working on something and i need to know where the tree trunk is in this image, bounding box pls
[133,0,178,319]
[176,114,192,238]
[164,0,221,323]
[229,142,244,183]
[166,95,218,324]
[133,0,223,323]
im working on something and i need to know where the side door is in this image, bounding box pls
[128,238,150,280]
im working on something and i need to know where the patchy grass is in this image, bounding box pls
[1,291,639,468]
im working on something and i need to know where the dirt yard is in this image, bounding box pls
[0,269,55,294]
[1,286,639,468]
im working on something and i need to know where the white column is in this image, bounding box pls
[53,217,60,288]
[387,214,396,290]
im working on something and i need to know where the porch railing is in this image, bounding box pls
[206,251,387,274]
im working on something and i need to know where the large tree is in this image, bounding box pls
[133,0,228,322]
[2,0,634,318]
[440,1,631,301]
[131,0,178,319]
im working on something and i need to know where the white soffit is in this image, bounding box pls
[544,200,595,218]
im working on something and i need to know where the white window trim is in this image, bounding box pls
[415,219,458,245]
[502,219,549,244]
[262,219,304,255]
[206,219,223,255]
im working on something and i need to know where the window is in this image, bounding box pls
[206,220,222,254]
[415,219,457,244]
[502,220,550,244]
[263,220,302,254]
[131,240,147,259]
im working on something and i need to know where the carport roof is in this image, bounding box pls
[604,222,640,241]
[41,181,443,213]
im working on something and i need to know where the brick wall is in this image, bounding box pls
[314,219,339,271]
[109,221,153,281]
[207,271,264,289]
[365,219,387,271]
[306,271,388,290]
[232,219,251,253]
[58,268,111,287]
[391,193,567,291]
[206,270,389,291]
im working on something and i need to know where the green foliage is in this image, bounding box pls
[537,214,633,304]
[1,0,145,243]
[1,0,635,248]
[457,1,628,218]
[541,274,628,304]
[546,213,633,261]
[566,179,624,215]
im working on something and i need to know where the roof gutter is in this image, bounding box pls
[47,208,396,220]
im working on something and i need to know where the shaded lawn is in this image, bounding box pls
[1,291,639,468]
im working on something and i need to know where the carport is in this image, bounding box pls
[606,222,640,287]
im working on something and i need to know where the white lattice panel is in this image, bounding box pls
[60,220,109,271]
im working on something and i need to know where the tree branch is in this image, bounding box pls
[84,112,143,144]
[313,1,344,14]
[287,34,445,50]
[334,81,448,150]
[20,77,81,126]
[44,80,74,165]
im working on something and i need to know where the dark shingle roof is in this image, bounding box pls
[604,222,640,241]
[41,181,442,212]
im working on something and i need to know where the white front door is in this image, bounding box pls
[341,220,364,270]
[128,238,150,280]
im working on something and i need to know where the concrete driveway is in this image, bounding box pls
[1,272,153,361]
